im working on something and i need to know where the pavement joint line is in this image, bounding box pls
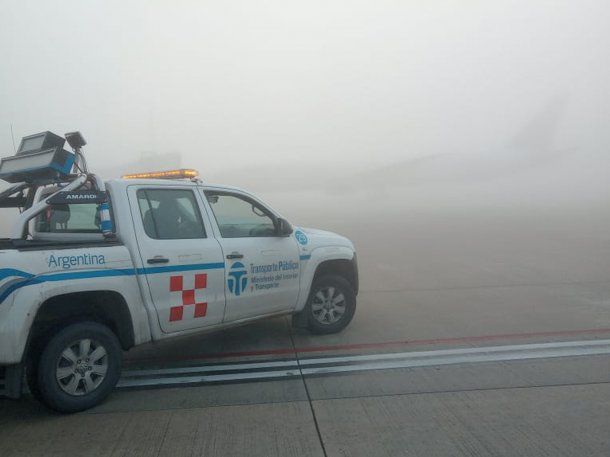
[287,318,329,457]
[79,399,314,417]
[308,380,610,404]
[154,413,173,457]
[116,338,610,389]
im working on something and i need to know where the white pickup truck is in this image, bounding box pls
[0,134,358,413]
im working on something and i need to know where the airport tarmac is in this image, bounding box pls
[1,206,610,456]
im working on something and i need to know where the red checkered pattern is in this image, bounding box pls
[169,273,208,322]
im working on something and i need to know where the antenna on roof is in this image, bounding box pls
[10,124,16,153]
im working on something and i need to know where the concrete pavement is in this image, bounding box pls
[2,207,610,456]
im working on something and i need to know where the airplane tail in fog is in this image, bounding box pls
[508,95,568,158]
[327,94,573,192]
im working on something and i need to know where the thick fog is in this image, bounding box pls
[1,1,609,290]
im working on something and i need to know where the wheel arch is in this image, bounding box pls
[296,249,358,313]
[312,258,358,294]
[24,290,135,366]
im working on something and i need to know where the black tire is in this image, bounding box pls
[305,275,356,334]
[36,321,122,413]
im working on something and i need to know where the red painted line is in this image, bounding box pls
[126,327,610,366]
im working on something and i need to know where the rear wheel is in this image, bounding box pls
[305,275,356,334]
[36,322,122,413]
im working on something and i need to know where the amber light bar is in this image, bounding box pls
[122,169,199,180]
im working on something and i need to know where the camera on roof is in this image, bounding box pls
[0,131,75,183]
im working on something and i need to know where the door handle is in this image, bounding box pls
[226,252,244,260]
[147,256,169,264]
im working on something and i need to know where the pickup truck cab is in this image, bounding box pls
[0,138,358,413]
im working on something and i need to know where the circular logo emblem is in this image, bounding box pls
[295,230,308,245]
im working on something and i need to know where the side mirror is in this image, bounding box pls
[276,217,293,237]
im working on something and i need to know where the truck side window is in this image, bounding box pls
[137,189,206,239]
[205,192,276,238]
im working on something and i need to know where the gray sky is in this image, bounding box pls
[2,1,609,176]
[0,0,608,241]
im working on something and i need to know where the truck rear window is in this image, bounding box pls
[35,203,102,233]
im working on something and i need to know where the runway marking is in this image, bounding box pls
[118,338,610,389]
[121,359,299,378]
[126,327,610,364]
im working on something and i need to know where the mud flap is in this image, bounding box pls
[1,364,23,399]
[291,310,308,329]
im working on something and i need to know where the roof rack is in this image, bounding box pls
[0,131,114,240]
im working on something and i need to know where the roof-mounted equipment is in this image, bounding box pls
[0,131,75,183]
[0,130,114,239]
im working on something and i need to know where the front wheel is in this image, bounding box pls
[36,321,122,413]
[305,275,356,334]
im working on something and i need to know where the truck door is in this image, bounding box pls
[128,186,226,333]
[202,190,300,322]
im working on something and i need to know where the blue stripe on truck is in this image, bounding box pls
[0,268,34,282]
[0,262,225,304]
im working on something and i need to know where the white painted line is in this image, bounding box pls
[301,346,610,375]
[297,339,610,366]
[117,369,301,388]
[117,339,610,389]
[122,359,299,378]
